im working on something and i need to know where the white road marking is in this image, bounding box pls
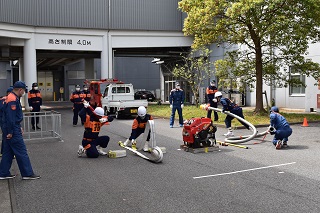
[193,162,296,179]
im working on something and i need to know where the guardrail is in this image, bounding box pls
[22,110,63,142]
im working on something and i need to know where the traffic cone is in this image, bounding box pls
[302,117,309,127]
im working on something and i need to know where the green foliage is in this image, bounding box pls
[172,47,213,107]
[179,0,320,112]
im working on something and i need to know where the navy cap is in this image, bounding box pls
[13,81,27,89]
[6,86,13,93]
[270,106,279,113]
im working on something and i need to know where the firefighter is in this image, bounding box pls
[169,82,184,128]
[28,82,42,130]
[214,91,249,137]
[0,81,40,180]
[70,85,84,126]
[0,87,13,156]
[123,106,153,151]
[82,84,91,102]
[206,80,219,121]
[77,101,114,158]
[268,106,292,149]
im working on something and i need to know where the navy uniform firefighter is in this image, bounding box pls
[206,80,219,121]
[70,85,85,126]
[0,81,40,180]
[123,106,153,151]
[214,91,250,137]
[268,106,292,149]
[0,87,13,156]
[77,101,114,158]
[169,82,185,128]
[28,82,42,130]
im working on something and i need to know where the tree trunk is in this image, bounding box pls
[254,45,266,114]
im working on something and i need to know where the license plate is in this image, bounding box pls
[131,109,137,113]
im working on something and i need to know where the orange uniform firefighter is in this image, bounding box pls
[123,106,153,152]
[206,80,219,121]
[70,85,85,126]
[28,82,42,130]
[77,101,114,158]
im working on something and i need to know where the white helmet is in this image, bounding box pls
[215,91,222,98]
[138,106,146,117]
[94,107,104,116]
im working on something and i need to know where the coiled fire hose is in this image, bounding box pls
[200,105,268,144]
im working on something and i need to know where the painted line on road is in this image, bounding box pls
[193,162,296,179]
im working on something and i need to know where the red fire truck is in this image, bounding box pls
[85,78,123,107]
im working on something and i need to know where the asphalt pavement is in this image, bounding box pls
[1,102,320,213]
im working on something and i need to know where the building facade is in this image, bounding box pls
[0,0,319,111]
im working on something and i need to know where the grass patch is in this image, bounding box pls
[147,104,320,126]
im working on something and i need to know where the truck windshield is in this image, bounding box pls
[111,86,130,93]
[100,83,109,95]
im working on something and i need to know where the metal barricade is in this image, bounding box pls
[22,110,63,142]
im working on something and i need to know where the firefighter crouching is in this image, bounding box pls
[28,82,42,130]
[77,101,114,158]
[123,106,153,151]
[70,85,85,126]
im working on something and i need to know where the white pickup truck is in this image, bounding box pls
[101,83,148,118]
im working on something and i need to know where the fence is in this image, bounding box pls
[22,110,63,142]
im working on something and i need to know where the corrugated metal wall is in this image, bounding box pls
[0,0,109,28]
[0,0,182,31]
[110,0,182,31]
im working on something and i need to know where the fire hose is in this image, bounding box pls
[201,106,268,144]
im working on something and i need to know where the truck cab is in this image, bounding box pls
[101,83,148,118]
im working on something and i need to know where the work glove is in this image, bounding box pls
[99,117,108,123]
[107,116,114,122]
[181,104,184,108]
[83,101,89,108]
[212,98,217,103]
[29,106,33,111]
[170,104,173,109]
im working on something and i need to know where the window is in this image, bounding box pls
[289,67,305,95]
[0,70,7,79]
[67,70,85,79]
[111,86,130,94]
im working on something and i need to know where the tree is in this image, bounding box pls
[172,48,212,107]
[179,0,320,113]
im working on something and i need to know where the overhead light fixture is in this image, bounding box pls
[151,58,161,63]
[155,61,164,65]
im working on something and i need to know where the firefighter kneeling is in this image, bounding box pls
[77,101,114,158]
